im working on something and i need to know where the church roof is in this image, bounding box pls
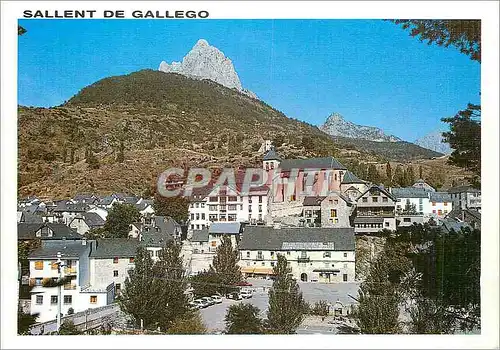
[341,171,365,184]
[263,148,281,161]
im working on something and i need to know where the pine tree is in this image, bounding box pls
[266,255,306,334]
[104,203,140,238]
[152,241,189,330]
[419,165,423,179]
[386,162,392,184]
[211,235,241,295]
[407,166,415,185]
[367,164,380,184]
[225,303,263,334]
[393,165,404,187]
[119,247,157,329]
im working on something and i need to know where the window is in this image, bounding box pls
[362,198,368,203]
[209,214,217,222]
[271,262,275,267]
[209,205,217,211]
[228,204,237,211]
[115,283,121,292]
[323,252,331,258]
[343,274,348,282]
[35,278,42,286]
[385,222,390,227]
[372,197,378,202]
[63,295,72,305]
[259,196,263,203]
[261,262,265,266]
[246,251,250,258]
[258,205,262,212]
[196,224,200,230]
[270,251,275,257]
[90,295,97,304]
[286,251,290,255]
[271,162,274,169]
[113,257,119,264]
[129,257,134,263]
[228,196,237,202]
[403,218,411,223]
[246,261,250,266]
[382,197,388,202]
[190,213,195,220]
[209,197,218,202]
[330,209,337,218]
[343,263,348,268]
[191,224,195,230]
[444,210,448,214]
[51,261,58,270]
[113,270,118,277]
[432,202,436,206]
[200,203,205,208]
[438,210,443,215]
[195,203,199,208]
[51,295,58,305]
[444,202,448,206]
[228,214,237,221]
[343,253,348,258]
[35,261,43,270]
[36,295,43,305]
[290,194,296,201]
[196,213,200,220]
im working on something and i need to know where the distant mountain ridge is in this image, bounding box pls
[414,131,452,154]
[319,112,402,142]
[159,39,257,99]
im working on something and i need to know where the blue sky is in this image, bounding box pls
[18,19,480,141]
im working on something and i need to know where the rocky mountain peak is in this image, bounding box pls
[159,39,257,98]
[320,112,402,142]
[414,130,452,154]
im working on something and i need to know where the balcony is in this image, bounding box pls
[64,283,77,290]
[256,255,264,261]
[297,256,310,263]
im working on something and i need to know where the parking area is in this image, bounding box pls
[198,278,360,333]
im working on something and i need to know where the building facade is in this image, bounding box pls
[354,185,397,234]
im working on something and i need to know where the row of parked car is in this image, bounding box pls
[189,289,253,309]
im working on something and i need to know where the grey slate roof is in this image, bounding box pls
[279,157,347,171]
[191,229,209,242]
[83,212,106,227]
[18,223,81,240]
[208,222,241,234]
[239,226,355,251]
[341,171,365,184]
[391,187,430,199]
[358,185,397,201]
[353,217,385,224]
[263,148,281,161]
[440,220,471,233]
[90,238,139,258]
[52,202,88,213]
[447,185,481,194]
[429,192,452,203]
[303,196,326,206]
[29,240,91,259]
[20,212,44,224]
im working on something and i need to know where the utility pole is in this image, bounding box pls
[55,252,65,333]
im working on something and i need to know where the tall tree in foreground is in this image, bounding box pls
[210,235,242,295]
[104,203,140,238]
[18,305,37,335]
[119,247,157,329]
[391,20,481,62]
[442,104,481,187]
[152,241,189,330]
[225,303,263,334]
[266,255,306,334]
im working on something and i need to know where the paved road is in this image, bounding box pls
[199,278,360,333]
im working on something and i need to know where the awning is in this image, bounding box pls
[241,267,255,274]
[252,267,275,275]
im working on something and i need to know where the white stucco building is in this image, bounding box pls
[28,240,113,323]
[238,226,356,283]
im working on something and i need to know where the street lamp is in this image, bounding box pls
[55,252,66,333]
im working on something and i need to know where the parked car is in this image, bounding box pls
[188,301,200,310]
[226,292,243,300]
[236,281,252,287]
[211,295,223,304]
[193,299,209,308]
[201,296,215,306]
[240,289,253,299]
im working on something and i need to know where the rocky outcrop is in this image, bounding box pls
[159,39,257,98]
[414,131,452,154]
[320,112,401,142]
